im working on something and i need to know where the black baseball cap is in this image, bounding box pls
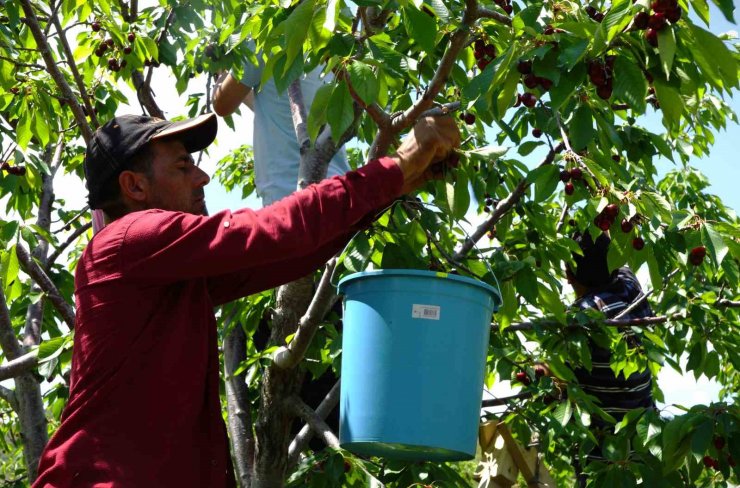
[84,113,218,209]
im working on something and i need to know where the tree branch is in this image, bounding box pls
[17,0,94,143]
[45,222,92,271]
[224,314,254,488]
[482,391,533,408]
[273,259,338,369]
[51,15,98,128]
[15,244,75,329]
[288,395,340,450]
[476,6,513,26]
[454,143,565,260]
[0,385,18,411]
[287,380,340,469]
[612,268,680,320]
[287,80,310,160]
[132,71,165,119]
[0,351,38,382]
[0,289,24,361]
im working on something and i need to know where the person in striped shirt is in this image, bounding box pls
[565,231,656,482]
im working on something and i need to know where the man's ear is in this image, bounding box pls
[118,170,149,204]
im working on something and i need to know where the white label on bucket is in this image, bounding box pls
[412,304,440,320]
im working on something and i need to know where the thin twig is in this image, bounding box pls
[45,222,92,271]
[482,391,533,408]
[289,395,340,450]
[288,381,340,469]
[273,259,338,369]
[15,244,75,329]
[612,268,680,320]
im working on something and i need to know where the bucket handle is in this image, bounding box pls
[330,199,501,294]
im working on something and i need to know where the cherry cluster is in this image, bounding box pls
[585,5,605,23]
[493,0,513,15]
[1,162,26,176]
[634,0,681,47]
[91,21,136,72]
[560,167,583,196]
[588,56,616,100]
[517,59,553,91]
[473,39,497,70]
[514,366,546,386]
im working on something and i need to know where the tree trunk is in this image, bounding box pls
[14,374,47,481]
[252,278,314,487]
[224,323,254,488]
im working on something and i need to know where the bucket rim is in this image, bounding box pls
[337,269,501,305]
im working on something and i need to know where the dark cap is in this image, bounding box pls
[570,231,613,288]
[84,113,218,209]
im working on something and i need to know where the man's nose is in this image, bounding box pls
[195,165,210,187]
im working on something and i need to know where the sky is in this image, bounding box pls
[52,3,738,411]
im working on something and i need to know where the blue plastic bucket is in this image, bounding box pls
[337,269,501,461]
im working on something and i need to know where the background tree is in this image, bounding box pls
[1,0,739,486]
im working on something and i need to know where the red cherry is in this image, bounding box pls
[1,162,9,171]
[534,366,545,378]
[559,170,571,182]
[597,84,613,100]
[464,113,476,125]
[612,154,621,162]
[689,246,706,266]
[485,44,497,58]
[633,11,650,30]
[543,25,555,35]
[105,38,114,47]
[703,455,715,468]
[503,4,513,14]
[474,49,484,60]
[620,219,634,233]
[128,32,136,42]
[123,46,132,55]
[91,21,101,32]
[538,77,553,91]
[651,0,673,13]
[564,182,575,195]
[648,13,667,30]
[604,203,619,218]
[477,58,490,70]
[523,74,539,89]
[515,371,531,385]
[714,436,725,450]
[520,93,537,108]
[632,237,645,250]
[598,217,612,231]
[666,7,681,23]
[570,167,583,180]
[517,60,532,74]
[474,39,486,52]
[646,28,659,47]
[532,128,543,138]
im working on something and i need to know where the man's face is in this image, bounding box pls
[145,138,210,215]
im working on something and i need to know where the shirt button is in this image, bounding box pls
[223,221,230,228]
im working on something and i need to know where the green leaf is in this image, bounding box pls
[689,22,738,89]
[449,171,470,220]
[17,113,33,150]
[403,6,437,53]
[326,81,353,142]
[709,0,735,22]
[553,400,573,427]
[282,0,315,71]
[603,0,632,42]
[569,105,595,152]
[518,141,542,156]
[307,83,332,142]
[653,78,683,130]
[690,418,714,455]
[702,222,728,265]
[689,0,710,26]
[613,57,648,114]
[348,62,379,106]
[37,335,72,362]
[1,246,21,302]
[532,165,559,203]
[657,28,677,79]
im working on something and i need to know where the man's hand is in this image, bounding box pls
[390,116,461,194]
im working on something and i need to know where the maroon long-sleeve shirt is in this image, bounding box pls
[34,158,402,487]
